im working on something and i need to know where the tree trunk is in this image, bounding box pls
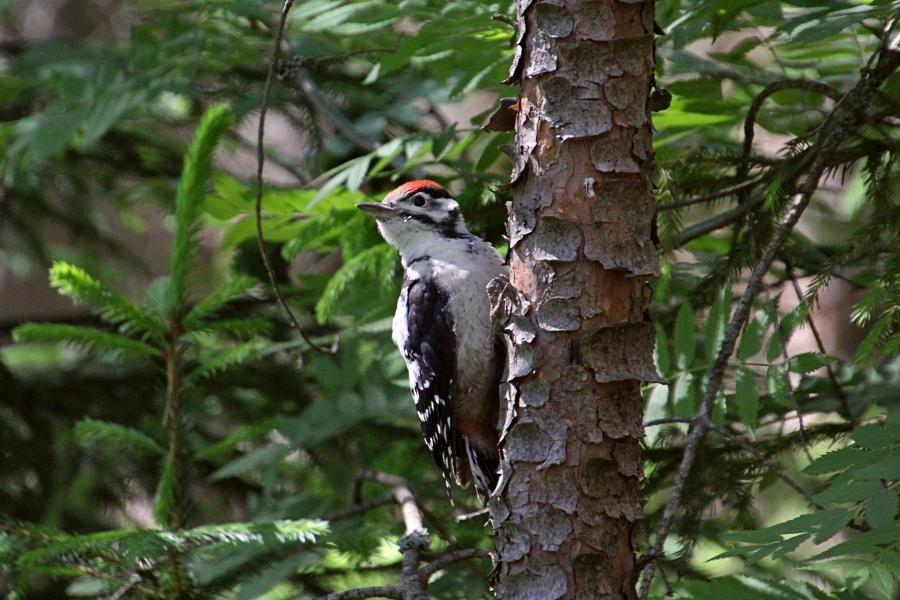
[490,1,659,598]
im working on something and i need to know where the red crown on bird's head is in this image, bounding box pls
[384,180,446,203]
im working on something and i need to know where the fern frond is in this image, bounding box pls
[74,418,164,458]
[12,323,159,359]
[169,104,234,317]
[48,262,165,338]
[184,275,257,327]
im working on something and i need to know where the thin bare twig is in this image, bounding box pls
[777,331,814,462]
[676,195,766,246]
[418,548,492,578]
[759,284,813,462]
[255,0,332,355]
[644,417,695,428]
[455,507,489,522]
[658,174,770,211]
[741,79,841,169]
[325,494,394,521]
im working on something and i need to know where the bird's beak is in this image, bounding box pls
[356,202,397,219]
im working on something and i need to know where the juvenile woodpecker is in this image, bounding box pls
[357,180,504,502]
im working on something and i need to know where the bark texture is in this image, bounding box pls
[490,1,658,598]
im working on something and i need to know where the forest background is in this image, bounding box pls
[0,0,898,598]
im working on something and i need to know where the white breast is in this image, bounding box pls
[419,239,504,394]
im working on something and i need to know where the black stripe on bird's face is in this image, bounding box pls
[397,207,469,239]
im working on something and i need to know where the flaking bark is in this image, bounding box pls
[490,1,658,598]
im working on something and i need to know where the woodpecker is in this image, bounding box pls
[357,180,504,502]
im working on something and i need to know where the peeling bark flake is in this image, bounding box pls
[518,379,551,407]
[582,322,664,383]
[596,385,645,440]
[504,567,567,600]
[483,97,519,132]
[507,44,525,84]
[537,297,581,331]
[508,199,538,248]
[605,76,648,127]
[558,42,611,84]
[590,132,640,173]
[497,525,531,561]
[573,1,615,41]
[526,31,559,78]
[527,507,573,551]
[532,3,574,38]
[573,553,616,598]
[530,216,582,262]
[583,222,658,275]
[506,421,554,462]
[540,77,612,139]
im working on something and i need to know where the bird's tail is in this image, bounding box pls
[464,438,499,505]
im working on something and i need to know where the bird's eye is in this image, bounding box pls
[412,195,427,207]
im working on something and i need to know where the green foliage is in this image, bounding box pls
[168,103,234,317]
[2,103,294,596]
[187,340,267,382]
[74,418,165,458]
[316,243,398,324]
[184,275,258,326]
[48,262,165,338]
[0,517,327,596]
[12,323,159,359]
[708,413,899,598]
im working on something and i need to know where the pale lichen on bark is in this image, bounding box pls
[490,1,658,598]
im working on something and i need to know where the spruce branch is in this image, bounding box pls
[781,257,853,421]
[708,423,824,511]
[639,33,900,599]
[183,274,258,327]
[168,104,234,318]
[12,323,159,359]
[657,173,771,211]
[48,261,165,338]
[676,195,766,246]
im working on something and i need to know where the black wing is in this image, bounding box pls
[401,275,461,493]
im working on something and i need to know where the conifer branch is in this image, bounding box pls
[321,471,491,599]
[639,33,900,599]
[657,173,770,211]
[783,259,852,418]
